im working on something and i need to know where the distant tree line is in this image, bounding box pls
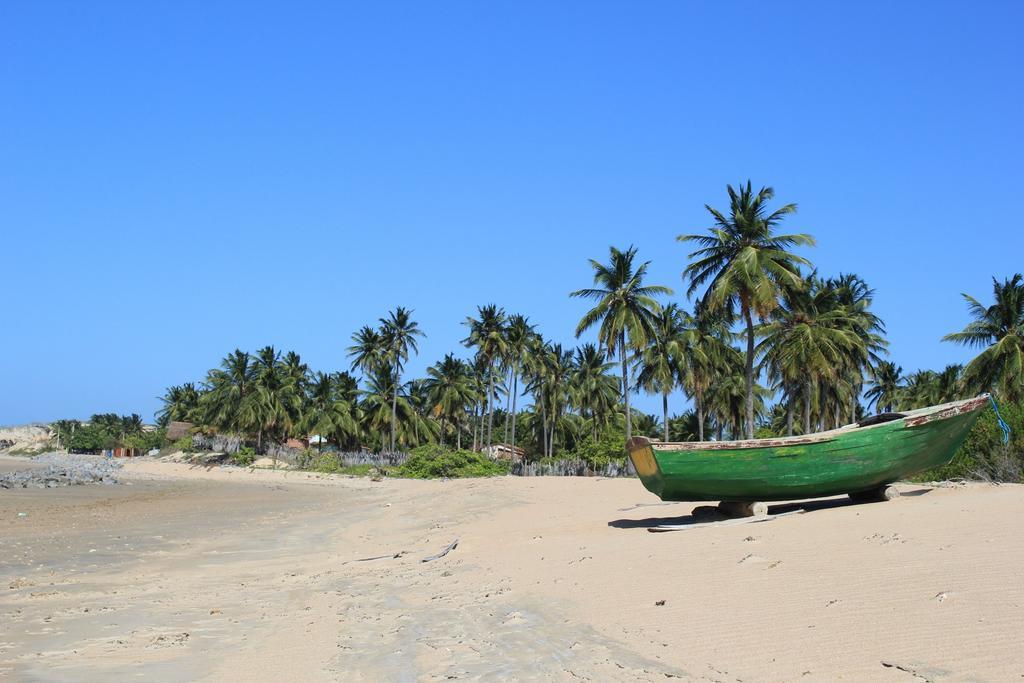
[152,182,1024,471]
[51,414,163,453]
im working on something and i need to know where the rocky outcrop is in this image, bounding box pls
[0,425,52,453]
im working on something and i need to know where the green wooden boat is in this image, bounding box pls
[626,395,990,505]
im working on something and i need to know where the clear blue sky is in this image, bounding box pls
[3,1,1022,425]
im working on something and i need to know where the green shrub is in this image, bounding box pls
[171,435,195,453]
[917,400,1024,482]
[231,446,256,466]
[8,446,48,457]
[569,433,627,469]
[309,452,342,473]
[395,445,508,479]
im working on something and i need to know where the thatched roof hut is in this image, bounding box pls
[166,421,194,441]
[483,443,525,462]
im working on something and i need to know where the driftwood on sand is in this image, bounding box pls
[349,550,408,563]
[422,539,459,562]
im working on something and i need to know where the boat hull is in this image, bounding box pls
[627,397,988,502]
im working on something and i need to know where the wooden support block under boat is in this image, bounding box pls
[848,485,900,503]
[717,501,768,518]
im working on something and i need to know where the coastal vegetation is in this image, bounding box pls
[50,414,163,454]
[120,183,1022,480]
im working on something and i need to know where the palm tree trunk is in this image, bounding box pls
[504,367,513,445]
[390,365,399,453]
[486,362,495,452]
[803,383,812,435]
[786,394,794,436]
[620,333,632,440]
[662,392,669,443]
[509,372,519,458]
[472,402,479,450]
[440,415,446,447]
[540,394,549,458]
[742,304,756,440]
[696,390,705,442]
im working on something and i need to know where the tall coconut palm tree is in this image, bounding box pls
[202,349,254,432]
[302,372,358,452]
[282,351,310,394]
[682,303,735,441]
[935,364,964,403]
[637,303,686,442]
[379,307,425,452]
[865,361,903,413]
[707,367,768,440]
[900,369,940,410]
[424,354,476,448]
[348,326,385,377]
[829,273,889,423]
[360,367,432,450]
[667,410,709,442]
[541,343,574,456]
[571,246,672,442]
[502,314,535,455]
[758,272,864,435]
[157,383,203,426]
[462,305,507,452]
[943,274,1024,401]
[680,181,815,438]
[244,346,303,456]
[571,343,619,439]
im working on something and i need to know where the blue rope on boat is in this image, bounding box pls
[989,395,1011,444]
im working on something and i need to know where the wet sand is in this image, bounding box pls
[1,457,1022,681]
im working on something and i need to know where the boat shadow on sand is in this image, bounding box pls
[607,488,933,530]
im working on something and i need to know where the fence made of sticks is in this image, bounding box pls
[188,434,628,477]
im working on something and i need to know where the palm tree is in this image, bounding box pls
[302,372,358,452]
[900,370,940,409]
[348,326,384,377]
[202,350,254,432]
[683,303,735,441]
[571,246,672,442]
[829,273,889,423]
[157,383,202,426]
[540,343,574,456]
[462,305,507,452]
[667,410,709,442]
[379,307,425,452]
[467,352,491,450]
[680,181,815,438]
[936,364,964,403]
[571,343,619,439]
[943,274,1024,401]
[243,346,303,457]
[637,304,686,442]
[424,354,476,447]
[865,361,903,413]
[360,367,433,450]
[502,314,534,455]
[758,272,864,434]
[707,368,768,440]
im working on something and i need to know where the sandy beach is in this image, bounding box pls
[1,456,1022,682]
